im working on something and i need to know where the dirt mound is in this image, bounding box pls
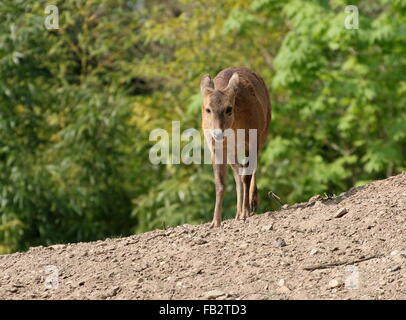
[1,172,405,300]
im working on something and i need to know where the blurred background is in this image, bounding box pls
[0,0,405,253]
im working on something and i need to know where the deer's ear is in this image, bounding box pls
[200,74,214,96]
[225,73,239,94]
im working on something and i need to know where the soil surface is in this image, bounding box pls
[1,172,405,300]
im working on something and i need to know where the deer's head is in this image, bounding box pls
[200,73,239,141]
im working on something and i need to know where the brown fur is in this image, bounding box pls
[200,67,272,227]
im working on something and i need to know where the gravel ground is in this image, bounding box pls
[1,172,405,300]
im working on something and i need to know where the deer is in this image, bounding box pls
[200,66,271,228]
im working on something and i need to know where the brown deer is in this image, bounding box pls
[200,66,271,227]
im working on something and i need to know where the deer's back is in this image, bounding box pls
[214,67,271,149]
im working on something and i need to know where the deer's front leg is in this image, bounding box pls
[211,163,227,228]
[231,164,243,220]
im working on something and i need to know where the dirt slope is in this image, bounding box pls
[1,172,405,300]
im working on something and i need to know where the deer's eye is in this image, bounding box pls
[205,108,211,113]
[226,106,233,114]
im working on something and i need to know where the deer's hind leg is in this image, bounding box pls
[241,173,252,220]
[249,170,258,216]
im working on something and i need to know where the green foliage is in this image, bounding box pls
[266,0,406,202]
[0,0,143,252]
[1,0,405,253]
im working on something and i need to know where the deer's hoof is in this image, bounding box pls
[241,211,249,220]
[210,220,221,228]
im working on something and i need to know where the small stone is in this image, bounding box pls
[108,286,120,296]
[390,250,405,263]
[50,244,66,250]
[205,290,226,299]
[314,200,323,207]
[12,282,24,288]
[264,211,273,217]
[309,248,319,255]
[272,238,287,248]
[98,286,120,299]
[390,250,399,256]
[277,286,290,294]
[29,245,44,252]
[334,207,348,218]
[240,243,249,249]
[328,279,342,289]
[194,239,207,245]
[282,204,289,209]
[388,266,401,272]
[309,195,323,203]
[277,279,285,287]
[261,224,273,232]
[194,268,203,275]
[7,287,18,293]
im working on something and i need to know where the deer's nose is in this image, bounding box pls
[212,129,224,141]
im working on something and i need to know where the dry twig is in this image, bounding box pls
[303,254,383,271]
